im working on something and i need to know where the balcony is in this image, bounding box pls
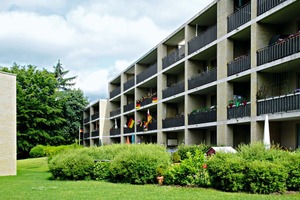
[163,82,184,99]
[110,86,121,99]
[83,132,90,139]
[227,54,251,76]
[188,25,217,55]
[257,92,300,115]
[136,63,157,84]
[83,117,90,124]
[124,102,134,112]
[124,127,134,134]
[91,112,99,121]
[188,67,217,90]
[92,130,99,137]
[163,115,184,129]
[124,78,135,91]
[110,128,120,136]
[110,107,121,117]
[257,0,288,15]
[162,46,185,69]
[137,120,157,132]
[227,2,251,33]
[257,32,300,66]
[228,103,251,119]
[188,110,216,125]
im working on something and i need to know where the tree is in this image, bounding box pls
[53,60,77,90]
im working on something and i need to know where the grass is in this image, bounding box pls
[0,158,299,200]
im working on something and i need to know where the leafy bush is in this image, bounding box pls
[93,161,111,181]
[30,144,82,159]
[164,150,209,187]
[29,145,45,158]
[49,150,94,180]
[206,152,245,192]
[109,144,170,184]
[244,160,288,194]
[284,152,300,191]
[177,144,209,160]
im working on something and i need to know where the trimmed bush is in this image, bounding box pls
[29,145,45,158]
[49,150,94,180]
[30,144,82,159]
[177,144,209,160]
[207,152,245,192]
[284,152,300,191]
[93,161,111,181]
[109,144,170,184]
[164,150,209,187]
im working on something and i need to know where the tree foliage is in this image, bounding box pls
[53,60,76,90]
[1,63,88,158]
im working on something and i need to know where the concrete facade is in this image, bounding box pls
[0,71,16,176]
[85,0,300,149]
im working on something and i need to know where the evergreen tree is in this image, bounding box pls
[53,60,77,90]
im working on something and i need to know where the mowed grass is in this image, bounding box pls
[0,158,299,200]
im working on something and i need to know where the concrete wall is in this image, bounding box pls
[0,72,16,176]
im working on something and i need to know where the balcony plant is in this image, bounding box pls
[228,100,234,108]
[156,165,165,185]
[256,86,268,100]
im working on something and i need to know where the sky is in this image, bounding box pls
[0,0,214,102]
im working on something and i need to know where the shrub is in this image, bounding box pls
[284,152,300,191]
[93,161,111,181]
[49,150,94,180]
[29,145,45,158]
[177,144,209,160]
[109,144,170,184]
[171,151,181,163]
[244,160,288,194]
[206,152,245,192]
[30,144,82,159]
[164,150,209,187]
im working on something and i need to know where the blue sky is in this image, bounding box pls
[0,0,213,101]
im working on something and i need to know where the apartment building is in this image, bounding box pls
[0,71,16,176]
[106,0,300,149]
[82,99,109,146]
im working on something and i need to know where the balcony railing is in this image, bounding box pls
[163,82,184,99]
[163,115,184,129]
[140,97,152,107]
[257,0,288,15]
[257,33,300,66]
[188,110,217,125]
[124,102,134,112]
[136,120,157,132]
[188,25,217,55]
[227,54,251,76]
[110,86,121,99]
[92,130,99,137]
[110,107,121,117]
[228,2,251,33]
[162,46,185,69]
[110,128,120,136]
[188,67,217,90]
[228,103,251,119]
[136,63,157,84]
[83,132,90,139]
[124,78,135,91]
[257,92,300,115]
[91,112,99,121]
[83,117,90,124]
[124,127,134,134]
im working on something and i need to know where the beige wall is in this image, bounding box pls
[0,72,16,176]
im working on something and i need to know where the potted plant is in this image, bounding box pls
[228,100,234,108]
[156,165,165,185]
[242,98,247,106]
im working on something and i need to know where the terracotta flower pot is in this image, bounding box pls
[157,176,164,185]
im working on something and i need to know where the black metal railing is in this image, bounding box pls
[136,120,157,132]
[91,112,99,121]
[257,0,288,15]
[257,93,300,115]
[163,115,184,129]
[83,132,90,138]
[83,117,90,124]
[124,78,135,91]
[163,82,185,99]
[257,33,300,65]
[188,67,217,90]
[228,103,251,119]
[124,127,134,134]
[188,25,217,55]
[110,107,121,117]
[92,130,99,137]
[124,102,134,112]
[140,98,152,107]
[110,86,121,99]
[228,2,251,33]
[162,46,185,69]
[188,110,217,125]
[136,63,157,84]
[227,54,251,76]
[110,128,120,136]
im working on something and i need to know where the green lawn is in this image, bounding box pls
[0,158,299,200]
